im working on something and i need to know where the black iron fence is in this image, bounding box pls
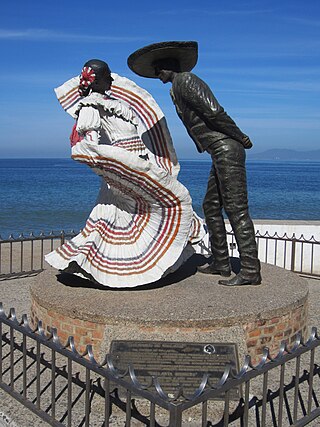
[2,228,319,279]
[226,229,320,278]
[0,231,77,279]
[0,304,320,426]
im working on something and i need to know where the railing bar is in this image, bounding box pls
[278,363,285,427]
[274,239,278,266]
[284,240,287,269]
[67,358,72,427]
[104,378,110,427]
[22,333,27,399]
[293,354,301,423]
[9,241,13,274]
[307,348,315,415]
[51,349,56,420]
[293,406,320,427]
[31,240,34,271]
[243,380,250,426]
[0,242,2,274]
[300,242,304,273]
[150,402,156,427]
[85,367,90,427]
[10,325,14,389]
[169,407,182,427]
[223,389,230,427]
[291,238,296,272]
[126,389,132,426]
[0,269,43,280]
[36,340,41,410]
[261,371,268,427]
[310,243,314,274]
[265,238,268,263]
[202,400,208,427]
[20,241,23,273]
[50,237,54,252]
[40,238,44,270]
[0,381,65,426]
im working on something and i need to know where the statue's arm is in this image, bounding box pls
[178,74,253,148]
[76,106,101,144]
[177,74,223,123]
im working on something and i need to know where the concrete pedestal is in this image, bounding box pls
[30,257,309,365]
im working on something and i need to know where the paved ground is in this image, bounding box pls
[0,270,319,426]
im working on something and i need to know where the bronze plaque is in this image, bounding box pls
[110,340,240,400]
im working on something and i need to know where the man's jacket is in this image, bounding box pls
[170,72,252,152]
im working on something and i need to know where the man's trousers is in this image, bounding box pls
[203,138,260,276]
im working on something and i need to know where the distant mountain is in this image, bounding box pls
[248,149,320,161]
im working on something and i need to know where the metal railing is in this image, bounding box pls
[1,304,320,426]
[1,228,320,279]
[0,231,77,279]
[227,230,320,278]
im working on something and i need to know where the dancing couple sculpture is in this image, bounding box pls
[46,41,261,288]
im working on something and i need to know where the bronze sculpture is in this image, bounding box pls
[128,41,261,286]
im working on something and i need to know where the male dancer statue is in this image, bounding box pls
[128,41,261,286]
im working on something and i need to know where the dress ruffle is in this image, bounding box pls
[54,73,180,177]
[76,93,139,126]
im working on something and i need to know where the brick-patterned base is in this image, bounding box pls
[30,266,309,366]
[30,298,105,355]
[31,295,308,365]
[244,302,308,363]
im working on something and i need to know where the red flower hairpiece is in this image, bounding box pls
[79,66,96,88]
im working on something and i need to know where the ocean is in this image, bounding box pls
[0,158,319,238]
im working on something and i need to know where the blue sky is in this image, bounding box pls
[1,0,319,159]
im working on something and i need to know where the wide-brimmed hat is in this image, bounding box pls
[127,41,198,78]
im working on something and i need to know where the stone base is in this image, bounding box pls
[30,257,309,365]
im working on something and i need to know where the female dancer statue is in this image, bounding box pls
[45,59,204,288]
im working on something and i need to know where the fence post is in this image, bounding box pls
[60,230,65,246]
[169,405,182,427]
[291,234,297,272]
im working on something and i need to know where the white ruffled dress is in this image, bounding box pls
[45,74,205,288]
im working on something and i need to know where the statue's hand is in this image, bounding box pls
[242,135,253,149]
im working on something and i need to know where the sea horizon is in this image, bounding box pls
[1,158,319,238]
[1,157,320,162]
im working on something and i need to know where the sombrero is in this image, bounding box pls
[127,41,198,78]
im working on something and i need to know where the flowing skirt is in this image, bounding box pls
[45,142,204,288]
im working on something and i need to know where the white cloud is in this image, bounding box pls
[199,66,320,77]
[283,17,320,27]
[201,38,320,59]
[146,6,276,16]
[0,29,149,43]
